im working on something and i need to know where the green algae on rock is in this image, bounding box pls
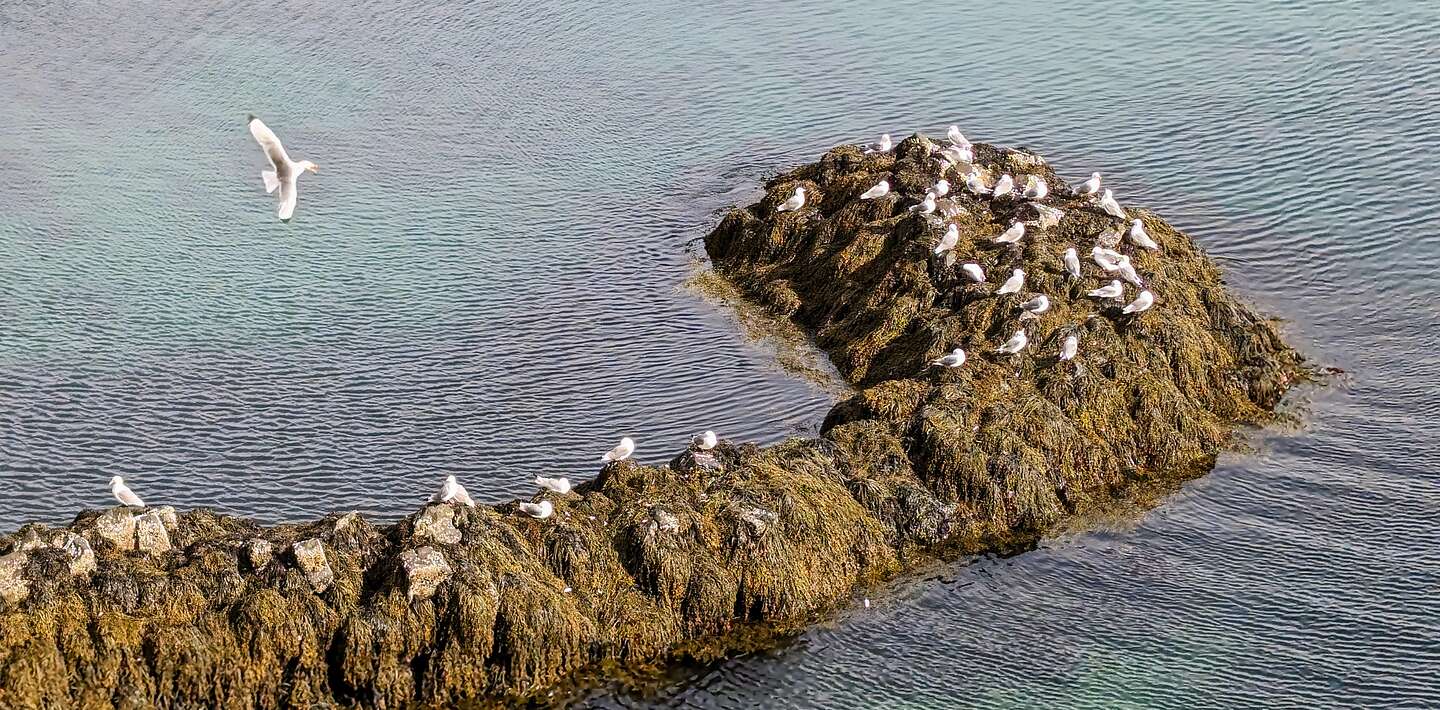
[0,134,1303,709]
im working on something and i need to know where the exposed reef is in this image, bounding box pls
[0,134,1304,708]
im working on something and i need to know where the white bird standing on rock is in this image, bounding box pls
[864,133,892,154]
[1123,290,1155,314]
[694,431,718,450]
[940,145,972,166]
[1023,175,1049,200]
[1020,294,1050,314]
[991,174,1015,199]
[1063,248,1082,279]
[993,222,1026,244]
[996,329,1028,354]
[602,437,635,463]
[1129,219,1159,250]
[535,476,572,494]
[935,223,960,254]
[518,500,554,519]
[1088,280,1125,300]
[965,172,989,195]
[776,187,806,213]
[110,476,144,508]
[1116,255,1145,287]
[1059,334,1079,361]
[997,268,1025,295]
[433,475,476,507]
[1075,172,1101,197]
[961,262,986,283]
[1098,189,1126,219]
[247,115,319,222]
[932,347,967,368]
[1092,246,1125,272]
[860,180,890,200]
[911,191,937,215]
[933,178,951,197]
[947,125,972,149]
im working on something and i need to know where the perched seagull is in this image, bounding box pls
[934,223,960,254]
[535,476,572,494]
[1075,172,1101,197]
[911,191,937,215]
[859,180,890,200]
[961,262,986,282]
[991,174,1015,199]
[1122,290,1155,314]
[864,133,893,154]
[1115,255,1145,287]
[1031,203,1065,229]
[1020,294,1050,314]
[694,430,718,450]
[1098,189,1126,219]
[601,436,635,463]
[965,172,990,195]
[1092,246,1125,272]
[109,476,144,508]
[1129,219,1159,250]
[997,268,1025,295]
[776,187,806,213]
[996,329,1029,355]
[1059,334,1079,361]
[933,178,951,197]
[247,115,319,222]
[1022,175,1049,200]
[1088,280,1125,300]
[1063,248,1082,279]
[932,347,967,368]
[946,125,972,150]
[993,222,1026,244]
[518,500,554,519]
[432,474,476,507]
[940,145,972,166]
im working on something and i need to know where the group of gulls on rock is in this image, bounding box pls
[107,432,721,521]
[833,125,1159,370]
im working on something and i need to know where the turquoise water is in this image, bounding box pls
[2,0,1437,708]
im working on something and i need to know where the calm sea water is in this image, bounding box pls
[2,0,1437,708]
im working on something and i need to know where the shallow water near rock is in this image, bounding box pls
[1,0,1436,708]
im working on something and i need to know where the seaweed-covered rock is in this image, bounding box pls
[244,538,273,570]
[91,508,137,551]
[134,510,172,554]
[55,532,96,576]
[398,546,452,600]
[413,504,462,545]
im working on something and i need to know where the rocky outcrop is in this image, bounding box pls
[0,134,1305,708]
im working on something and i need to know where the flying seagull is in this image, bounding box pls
[109,475,144,508]
[432,474,476,507]
[247,115,319,222]
[961,262,986,282]
[518,500,554,519]
[1075,172,1101,197]
[1122,290,1155,314]
[601,436,635,463]
[1088,280,1125,300]
[932,347,967,368]
[535,476,572,494]
[1059,334,1079,361]
[1023,175,1049,200]
[1063,248,1082,278]
[991,174,1015,199]
[935,224,960,254]
[776,187,805,213]
[997,268,1025,295]
[1098,189,1126,219]
[860,180,890,200]
[996,329,1028,354]
[993,222,1026,244]
[1129,219,1159,250]
[694,431,718,450]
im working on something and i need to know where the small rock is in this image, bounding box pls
[53,533,96,576]
[244,539,274,570]
[333,512,361,532]
[1008,149,1046,167]
[153,505,179,529]
[654,510,680,534]
[398,546,452,601]
[413,505,462,545]
[93,508,137,551]
[0,551,29,605]
[291,539,333,593]
[134,511,172,554]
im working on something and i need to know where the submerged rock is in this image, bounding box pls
[0,133,1304,708]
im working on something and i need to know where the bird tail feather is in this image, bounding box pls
[261,170,279,194]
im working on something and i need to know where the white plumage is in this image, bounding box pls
[1129,219,1159,250]
[961,263,986,283]
[1088,280,1125,300]
[911,191,937,215]
[997,268,1025,295]
[776,187,806,213]
[1031,203,1065,228]
[1020,294,1050,314]
[694,430,718,450]
[965,172,989,195]
[1116,255,1145,287]
[1075,172,1101,197]
[535,476,572,494]
[1063,248,1082,279]
[996,329,1028,354]
[860,180,890,200]
[934,223,960,254]
[933,178,951,197]
[932,347,967,368]
[518,500,554,519]
[946,125,971,149]
[1092,246,1125,272]
[1098,189,1126,219]
[991,174,1015,198]
[109,475,144,508]
[247,115,319,222]
[1122,290,1155,314]
[601,437,635,463]
[1022,175,1049,200]
[432,474,476,507]
[992,222,1026,244]
[1059,334,1079,361]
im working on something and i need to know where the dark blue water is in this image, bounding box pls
[2,0,1437,707]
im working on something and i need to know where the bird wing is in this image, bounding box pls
[277,174,299,221]
[248,117,291,170]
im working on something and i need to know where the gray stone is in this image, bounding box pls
[1008,149,1047,167]
[0,551,29,605]
[334,511,361,531]
[134,511,172,554]
[291,539,333,593]
[153,505,179,529]
[244,539,274,570]
[654,510,680,534]
[399,547,452,601]
[413,505,462,545]
[93,508,137,551]
[53,532,96,576]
